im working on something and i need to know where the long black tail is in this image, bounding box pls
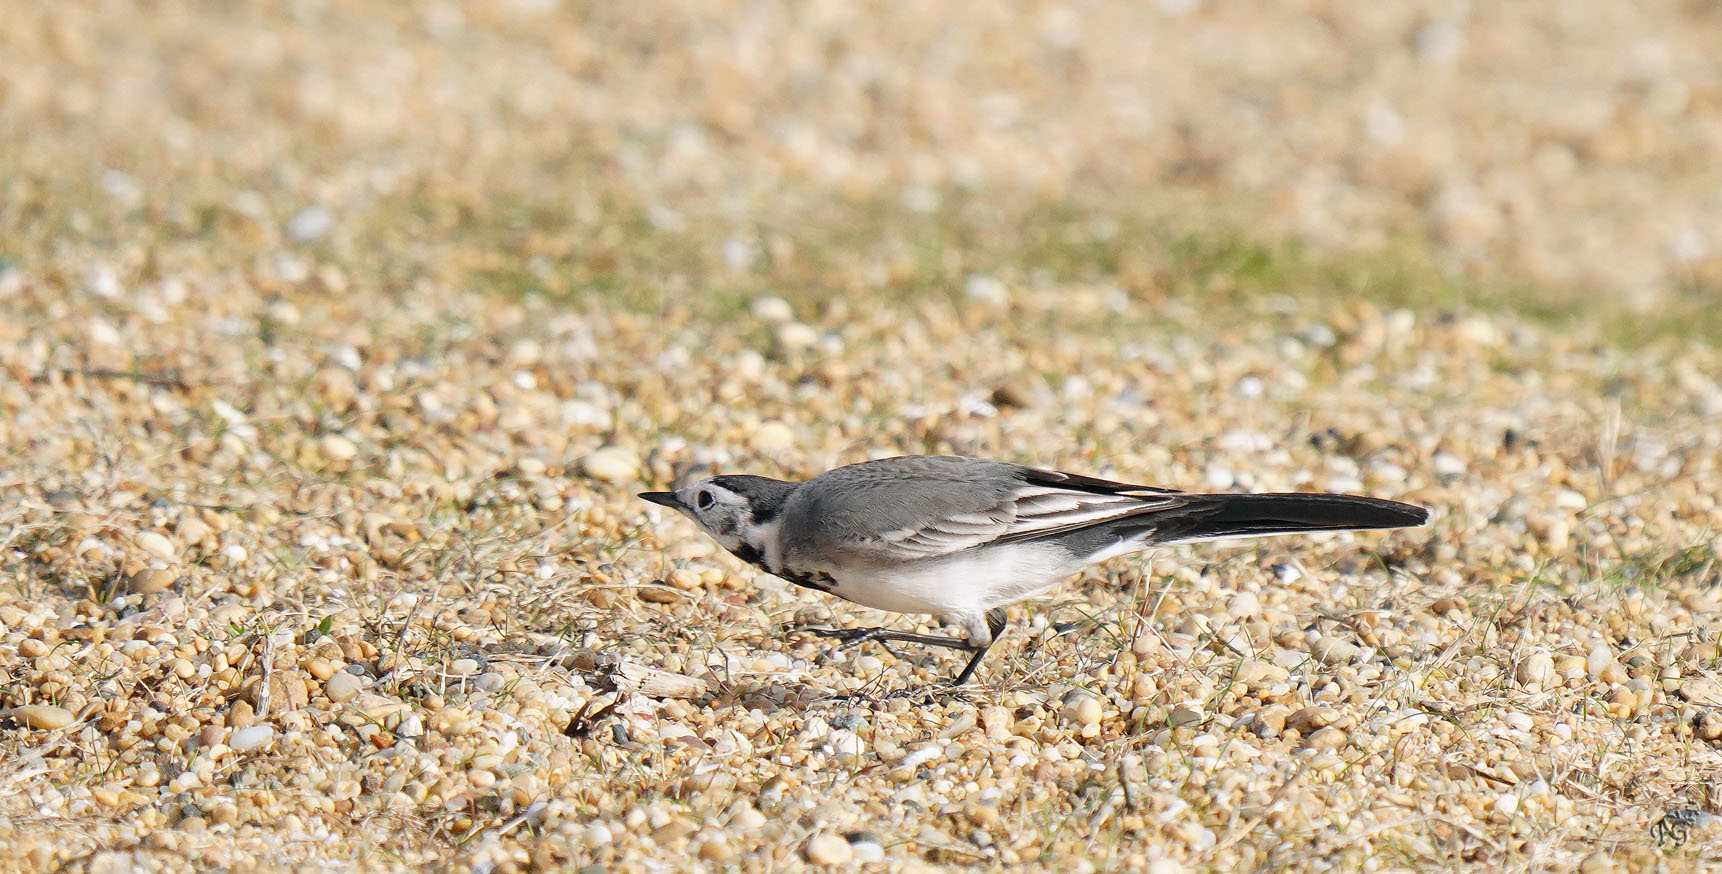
[1142,493,1428,545]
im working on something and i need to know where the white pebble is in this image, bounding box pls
[804,832,852,865]
[750,296,794,323]
[134,531,175,559]
[750,421,796,453]
[580,447,639,484]
[229,726,275,752]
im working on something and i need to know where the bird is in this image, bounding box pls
[639,455,1428,686]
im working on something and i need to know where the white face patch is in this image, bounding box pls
[675,480,750,552]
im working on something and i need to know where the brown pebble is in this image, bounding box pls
[638,585,683,604]
[1253,705,1289,738]
[12,705,75,730]
[1287,706,1337,735]
[125,568,176,595]
[229,700,256,730]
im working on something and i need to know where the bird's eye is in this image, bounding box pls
[695,490,715,510]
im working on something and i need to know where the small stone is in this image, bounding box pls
[1287,706,1337,735]
[1682,590,1718,613]
[13,705,75,730]
[964,274,1009,305]
[1697,710,1722,741]
[134,531,175,559]
[638,585,681,604]
[1234,660,1288,687]
[750,296,794,323]
[1529,516,1570,552]
[449,658,482,677]
[229,725,275,752]
[1227,591,1261,618]
[1577,852,1615,874]
[175,516,211,546]
[990,380,1038,409]
[285,204,334,242]
[306,658,340,681]
[805,831,853,865]
[750,420,796,452]
[1515,652,1555,687]
[325,672,362,703]
[1303,725,1345,751]
[1312,637,1360,665]
[580,447,639,484]
[1166,708,1202,729]
[774,322,818,351]
[849,837,885,863]
[1586,643,1617,680]
[697,834,734,861]
[1431,451,1467,477]
[1252,706,1289,738]
[319,433,358,462]
[1061,691,1103,728]
[125,568,176,595]
[964,801,999,826]
[1681,678,1722,707]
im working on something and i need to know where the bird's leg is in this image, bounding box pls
[947,608,1008,687]
[793,608,1009,687]
[796,625,973,651]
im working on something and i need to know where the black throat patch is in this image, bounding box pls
[724,543,834,594]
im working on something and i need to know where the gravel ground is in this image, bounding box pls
[4,2,1722,873]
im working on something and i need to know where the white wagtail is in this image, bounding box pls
[640,455,1428,685]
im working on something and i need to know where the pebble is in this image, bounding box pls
[1252,706,1289,738]
[1697,710,1722,741]
[804,832,852,865]
[1586,643,1617,680]
[1311,637,1360,665]
[750,421,796,452]
[229,726,276,752]
[1287,706,1337,735]
[750,296,794,323]
[134,532,175,559]
[774,322,819,350]
[325,672,362,702]
[1681,678,1722,708]
[12,705,75,730]
[286,204,334,242]
[1166,708,1202,729]
[125,568,176,595]
[1234,660,1288,687]
[1061,691,1103,728]
[1227,591,1261,618]
[580,446,640,483]
[1515,652,1555,687]
[320,433,359,462]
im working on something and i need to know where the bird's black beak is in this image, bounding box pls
[638,491,685,510]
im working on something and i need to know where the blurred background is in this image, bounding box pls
[3,0,1720,333]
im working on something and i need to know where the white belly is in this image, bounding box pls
[823,543,1075,616]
